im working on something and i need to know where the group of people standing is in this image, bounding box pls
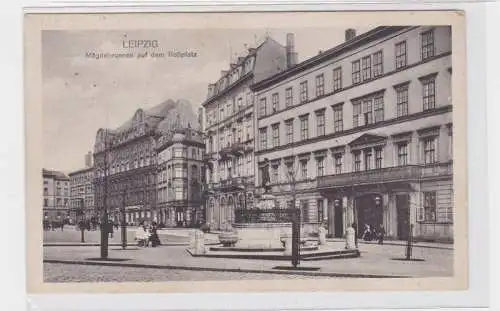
[351,223,386,247]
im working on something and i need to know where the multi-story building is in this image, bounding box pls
[93,99,198,225]
[42,169,70,222]
[251,26,453,242]
[69,151,95,221]
[202,34,298,230]
[156,126,205,227]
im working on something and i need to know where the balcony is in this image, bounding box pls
[317,162,453,189]
[202,152,218,162]
[217,176,254,191]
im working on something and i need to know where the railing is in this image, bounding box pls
[317,162,453,189]
[421,162,453,178]
[218,176,254,190]
[317,165,422,188]
[234,208,297,223]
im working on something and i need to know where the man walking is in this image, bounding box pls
[378,224,386,245]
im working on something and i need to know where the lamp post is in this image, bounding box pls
[79,198,85,243]
[100,132,109,260]
[121,185,127,250]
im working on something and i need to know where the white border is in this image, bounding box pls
[0,0,495,310]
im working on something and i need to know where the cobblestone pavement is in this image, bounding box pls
[44,240,453,281]
[44,263,327,282]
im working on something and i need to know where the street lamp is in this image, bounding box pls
[78,198,85,243]
[121,183,128,250]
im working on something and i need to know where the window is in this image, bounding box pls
[333,67,342,91]
[300,81,308,103]
[219,106,224,121]
[271,165,279,183]
[174,186,186,200]
[317,199,324,222]
[361,56,371,81]
[395,41,407,69]
[422,79,436,110]
[396,86,409,117]
[300,115,309,140]
[352,60,361,84]
[259,128,267,150]
[372,51,383,77]
[259,97,267,117]
[300,160,308,179]
[316,157,325,177]
[316,110,325,136]
[237,97,243,110]
[397,142,408,166]
[44,199,48,207]
[353,152,361,172]
[173,147,185,158]
[423,192,437,222]
[374,95,384,122]
[285,87,293,107]
[272,123,280,148]
[271,93,279,113]
[315,74,325,97]
[375,148,383,169]
[421,29,435,60]
[285,119,294,144]
[285,162,294,180]
[353,101,362,128]
[333,104,343,132]
[44,187,48,196]
[423,137,436,164]
[334,154,343,174]
[363,99,373,125]
[364,150,372,170]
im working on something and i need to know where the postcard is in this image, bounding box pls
[24,11,467,294]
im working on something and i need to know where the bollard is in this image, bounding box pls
[194,230,205,255]
[318,227,327,245]
[345,226,356,249]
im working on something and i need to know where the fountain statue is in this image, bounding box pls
[231,158,292,249]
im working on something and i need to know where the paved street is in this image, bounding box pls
[43,237,453,282]
[44,263,326,282]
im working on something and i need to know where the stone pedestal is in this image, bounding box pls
[283,237,292,255]
[192,230,205,255]
[234,223,291,249]
[345,226,356,249]
[318,227,327,245]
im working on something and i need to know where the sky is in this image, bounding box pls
[42,27,371,173]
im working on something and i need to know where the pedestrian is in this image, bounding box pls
[378,224,386,245]
[108,220,114,238]
[351,222,358,248]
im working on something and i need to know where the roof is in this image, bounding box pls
[251,26,411,92]
[68,167,94,177]
[109,99,199,134]
[42,169,70,180]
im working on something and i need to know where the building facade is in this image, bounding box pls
[68,157,95,222]
[42,169,70,222]
[93,99,198,225]
[202,34,297,230]
[156,127,205,227]
[251,26,453,242]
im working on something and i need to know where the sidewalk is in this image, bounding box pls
[326,238,454,250]
[44,241,453,278]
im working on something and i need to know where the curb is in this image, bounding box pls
[43,242,221,247]
[43,259,409,279]
[326,239,454,250]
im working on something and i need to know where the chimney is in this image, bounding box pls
[286,33,298,68]
[85,151,93,168]
[207,83,215,98]
[237,56,245,64]
[345,28,356,42]
[220,70,228,77]
[248,48,256,54]
[230,63,237,69]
